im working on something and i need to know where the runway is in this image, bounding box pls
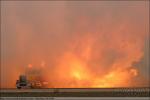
[0,97,150,100]
[1,88,150,97]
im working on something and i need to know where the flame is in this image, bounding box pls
[50,31,142,88]
[15,30,143,88]
[72,71,82,80]
[92,68,134,87]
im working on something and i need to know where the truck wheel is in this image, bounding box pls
[17,87,21,89]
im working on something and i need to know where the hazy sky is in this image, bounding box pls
[1,1,149,88]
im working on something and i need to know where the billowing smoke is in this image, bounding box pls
[1,1,149,88]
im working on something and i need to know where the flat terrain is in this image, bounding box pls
[1,97,150,100]
[0,88,150,97]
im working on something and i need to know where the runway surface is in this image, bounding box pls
[1,88,150,97]
[0,97,150,100]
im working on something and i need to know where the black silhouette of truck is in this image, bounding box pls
[16,75,31,89]
[16,75,46,89]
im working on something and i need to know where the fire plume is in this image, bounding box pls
[1,1,149,88]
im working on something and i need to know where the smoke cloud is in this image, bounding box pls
[1,1,149,88]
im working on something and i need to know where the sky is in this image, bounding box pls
[0,1,149,88]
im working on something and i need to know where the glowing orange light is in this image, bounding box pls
[28,64,33,68]
[130,68,138,76]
